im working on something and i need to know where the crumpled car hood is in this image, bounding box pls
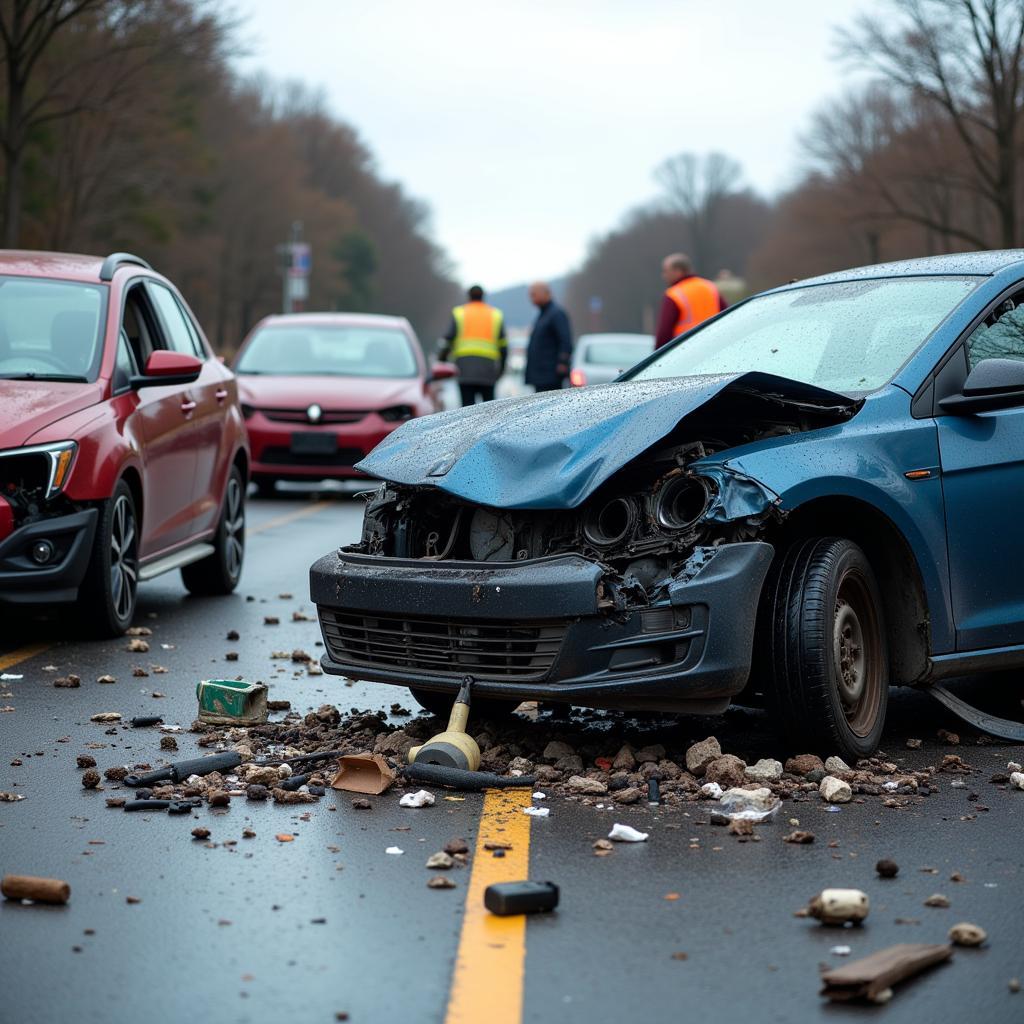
[356,372,858,509]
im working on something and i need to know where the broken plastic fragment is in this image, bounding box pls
[523,806,549,817]
[385,846,404,855]
[608,823,648,843]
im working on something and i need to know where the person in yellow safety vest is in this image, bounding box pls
[440,285,507,405]
[654,252,727,349]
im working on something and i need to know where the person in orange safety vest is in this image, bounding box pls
[440,284,507,405]
[654,252,727,349]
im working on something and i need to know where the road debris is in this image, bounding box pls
[2,875,70,905]
[807,889,869,925]
[89,712,121,722]
[385,846,403,855]
[948,922,987,947]
[484,881,559,916]
[924,894,951,908]
[710,786,781,824]
[196,679,268,726]
[783,830,815,844]
[398,789,435,808]
[820,943,952,1004]
[1009,772,1024,790]
[876,858,900,878]
[54,675,81,688]
[608,823,648,842]
[330,754,396,794]
[81,769,100,789]
[428,876,456,889]
[819,776,853,803]
[523,806,549,817]
[191,828,210,840]
[426,852,454,869]
[131,716,162,728]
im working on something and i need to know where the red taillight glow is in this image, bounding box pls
[570,369,586,387]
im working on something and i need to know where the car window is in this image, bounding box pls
[113,329,138,391]
[147,282,202,357]
[965,297,1024,369]
[0,277,106,382]
[236,324,418,377]
[629,276,980,394]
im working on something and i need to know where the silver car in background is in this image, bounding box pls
[569,332,654,387]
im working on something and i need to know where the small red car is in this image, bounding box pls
[233,313,455,495]
[0,251,249,635]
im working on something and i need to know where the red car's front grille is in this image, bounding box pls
[259,408,366,425]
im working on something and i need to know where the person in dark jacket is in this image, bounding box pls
[525,281,573,392]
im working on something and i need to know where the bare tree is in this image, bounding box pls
[654,151,743,271]
[839,0,1024,247]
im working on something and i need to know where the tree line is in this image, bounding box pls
[0,0,459,350]
[567,0,1024,334]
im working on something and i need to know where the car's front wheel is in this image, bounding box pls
[761,537,888,761]
[182,465,245,595]
[80,479,139,636]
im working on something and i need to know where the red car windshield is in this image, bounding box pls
[236,324,418,378]
[0,277,106,382]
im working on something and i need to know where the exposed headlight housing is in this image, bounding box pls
[583,495,638,547]
[380,405,415,422]
[655,476,710,531]
[0,440,77,499]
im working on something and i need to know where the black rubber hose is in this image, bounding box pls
[403,762,536,791]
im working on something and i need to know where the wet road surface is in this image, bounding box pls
[1,491,1022,1023]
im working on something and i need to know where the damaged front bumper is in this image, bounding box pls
[309,541,773,714]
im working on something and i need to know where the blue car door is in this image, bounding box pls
[936,297,1024,650]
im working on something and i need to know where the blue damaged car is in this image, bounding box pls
[310,251,1024,759]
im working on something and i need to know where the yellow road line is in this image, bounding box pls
[248,500,332,537]
[0,643,51,671]
[446,788,533,1024]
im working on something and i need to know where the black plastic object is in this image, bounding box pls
[168,799,201,814]
[123,751,242,788]
[403,762,535,791]
[484,881,559,916]
[276,772,311,792]
[131,716,163,728]
[124,799,171,812]
[253,749,346,769]
[647,779,660,805]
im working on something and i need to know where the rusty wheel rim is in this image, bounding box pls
[832,568,882,737]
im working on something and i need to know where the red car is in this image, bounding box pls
[233,313,455,495]
[0,250,249,635]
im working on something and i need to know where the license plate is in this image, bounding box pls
[290,432,337,456]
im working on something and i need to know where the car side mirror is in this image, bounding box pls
[426,361,458,383]
[939,357,1024,414]
[131,350,202,389]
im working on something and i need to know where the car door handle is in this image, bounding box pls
[180,399,197,414]
[215,388,228,403]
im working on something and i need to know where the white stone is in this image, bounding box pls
[819,775,853,803]
[744,758,783,783]
[699,782,723,799]
[1009,771,1024,791]
[824,756,852,775]
[399,789,435,808]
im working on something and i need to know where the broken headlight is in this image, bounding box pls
[654,475,710,531]
[0,440,77,499]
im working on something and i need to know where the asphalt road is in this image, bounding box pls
[1,491,1022,1024]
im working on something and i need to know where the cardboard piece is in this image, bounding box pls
[330,754,396,795]
[821,943,953,1003]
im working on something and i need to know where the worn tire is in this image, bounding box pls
[409,687,520,722]
[79,479,139,637]
[760,537,888,761]
[181,466,245,596]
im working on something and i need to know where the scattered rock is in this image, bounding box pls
[906,738,922,749]
[612,786,642,804]
[1009,772,1024,791]
[226,630,240,641]
[593,838,614,855]
[444,838,469,855]
[612,744,636,771]
[704,755,746,789]
[937,729,960,745]
[784,831,815,844]
[125,638,149,653]
[745,758,783,783]
[807,888,869,925]
[819,776,853,803]
[949,922,986,947]
[784,754,824,777]
[427,876,456,889]
[90,712,120,723]
[634,744,665,764]
[924,893,951,908]
[728,818,754,836]
[206,790,230,807]
[351,797,371,810]
[81,769,100,789]
[876,858,900,878]
[566,775,608,795]
[273,788,317,804]
[700,781,723,799]
[54,675,81,688]
[264,616,279,625]
[246,784,270,801]
[76,755,96,769]
[542,740,575,761]
[191,827,210,840]
[824,756,851,775]
[160,735,178,751]
[426,851,454,870]
[685,736,722,776]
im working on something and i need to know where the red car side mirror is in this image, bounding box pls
[426,361,458,383]
[132,350,203,389]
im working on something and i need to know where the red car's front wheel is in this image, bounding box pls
[80,480,139,636]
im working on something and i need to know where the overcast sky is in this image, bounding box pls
[237,0,876,290]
